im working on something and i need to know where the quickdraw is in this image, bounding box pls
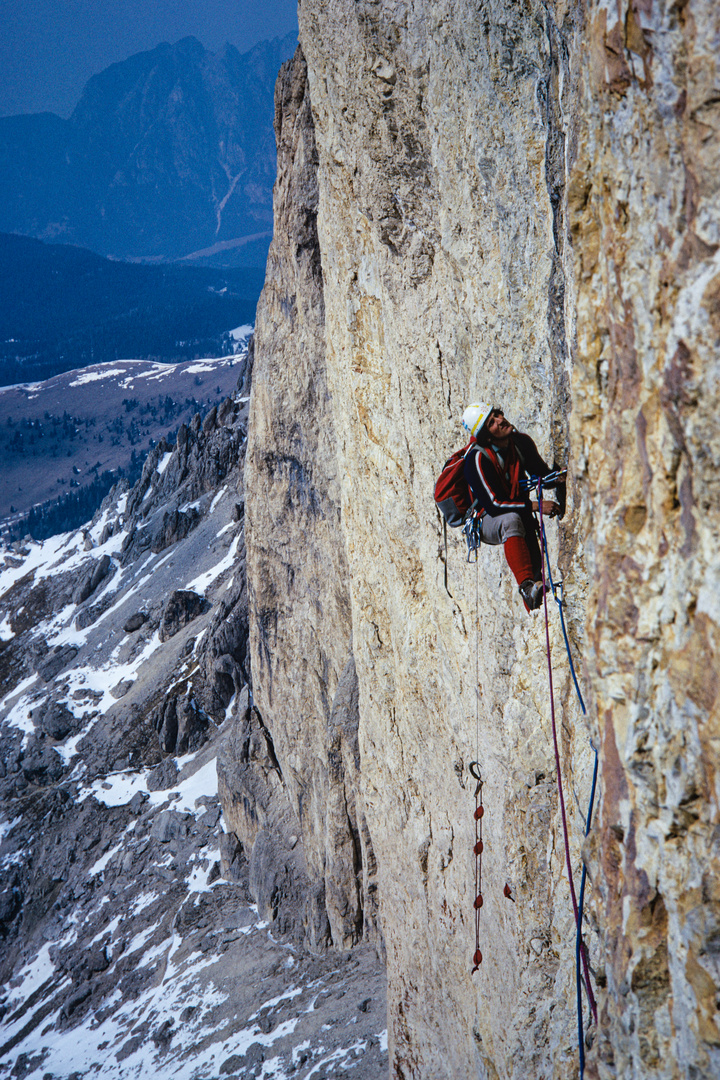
[462,501,482,562]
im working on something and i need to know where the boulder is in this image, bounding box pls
[21,738,65,784]
[36,644,79,683]
[159,590,209,642]
[146,760,178,791]
[42,701,81,741]
[72,554,114,605]
[151,811,188,844]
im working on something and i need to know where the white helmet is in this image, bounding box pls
[462,402,493,438]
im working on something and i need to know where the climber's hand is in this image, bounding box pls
[532,499,560,518]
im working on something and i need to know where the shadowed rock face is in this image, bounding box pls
[244,48,381,955]
[241,3,720,1078]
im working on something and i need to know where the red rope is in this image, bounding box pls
[472,783,484,971]
[538,497,597,1025]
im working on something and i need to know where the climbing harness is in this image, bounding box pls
[435,441,530,594]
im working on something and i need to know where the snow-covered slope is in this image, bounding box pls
[0,360,387,1080]
[0,350,250,522]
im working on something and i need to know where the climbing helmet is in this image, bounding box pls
[462,402,493,438]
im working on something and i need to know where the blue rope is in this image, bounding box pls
[576,747,599,1076]
[538,514,586,716]
[536,478,599,1074]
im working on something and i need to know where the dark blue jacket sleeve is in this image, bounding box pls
[513,433,552,482]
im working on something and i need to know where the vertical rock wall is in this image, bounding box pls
[249,2,596,1076]
[297,0,594,1075]
[570,1,720,1076]
[244,50,380,951]
[243,0,720,1076]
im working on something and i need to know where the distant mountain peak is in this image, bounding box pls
[0,32,297,264]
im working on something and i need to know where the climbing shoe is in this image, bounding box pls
[519,578,543,611]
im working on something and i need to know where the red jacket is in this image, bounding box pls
[463,431,551,517]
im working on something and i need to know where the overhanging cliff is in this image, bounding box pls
[244,2,720,1077]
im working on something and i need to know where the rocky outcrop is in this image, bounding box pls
[197,569,251,716]
[244,48,380,953]
[217,690,323,943]
[242,3,720,1078]
[158,590,210,642]
[72,553,114,605]
[35,644,79,683]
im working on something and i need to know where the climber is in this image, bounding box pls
[462,402,565,611]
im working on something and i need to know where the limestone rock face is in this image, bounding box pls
[293,3,589,1076]
[243,2,720,1077]
[569,2,720,1077]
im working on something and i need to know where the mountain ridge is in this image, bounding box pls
[0,33,297,264]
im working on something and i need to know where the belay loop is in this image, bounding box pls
[470,764,484,973]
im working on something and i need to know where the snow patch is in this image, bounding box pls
[68,367,127,387]
[157,451,174,475]
[0,815,21,843]
[81,756,218,815]
[184,534,241,594]
[210,485,228,514]
[88,842,123,878]
[230,324,253,342]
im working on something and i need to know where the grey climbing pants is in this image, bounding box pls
[478,511,526,545]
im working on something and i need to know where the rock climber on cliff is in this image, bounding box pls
[462,403,565,611]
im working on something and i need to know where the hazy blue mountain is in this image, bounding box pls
[0,34,296,265]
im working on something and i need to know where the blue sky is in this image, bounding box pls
[0,0,299,117]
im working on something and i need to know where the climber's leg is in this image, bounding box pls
[522,511,543,582]
[503,535,534,587]
[480,512,540,610]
